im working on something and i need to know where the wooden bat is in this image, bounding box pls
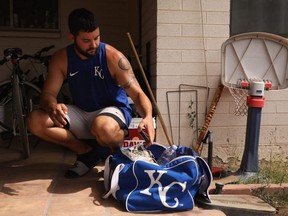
[195,84,224,154]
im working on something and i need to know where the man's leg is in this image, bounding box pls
[26,109,92,154]
[26,108,100,178]
[90,107,129,149]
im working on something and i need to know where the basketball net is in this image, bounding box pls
[228,87,248,116]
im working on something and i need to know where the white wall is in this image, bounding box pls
[156,0,229,146]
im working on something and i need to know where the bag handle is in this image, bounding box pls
[102,163,125,199]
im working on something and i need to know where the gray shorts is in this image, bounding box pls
[65,105,127,139]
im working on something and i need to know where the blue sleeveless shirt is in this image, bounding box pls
[66,42,132,126]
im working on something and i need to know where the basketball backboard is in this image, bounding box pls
[221,32,288,90]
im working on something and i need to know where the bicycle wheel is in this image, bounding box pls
[0,80,14,134]
[0,80,41,130]
[11,77,41,158]
[0,81,12,145]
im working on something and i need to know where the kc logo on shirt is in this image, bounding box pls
[94,66,104,79]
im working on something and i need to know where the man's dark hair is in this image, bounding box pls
[68,8,99,36]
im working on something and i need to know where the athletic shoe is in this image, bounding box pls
[64,148,100,179]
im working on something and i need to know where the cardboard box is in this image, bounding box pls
[123,117,156,147]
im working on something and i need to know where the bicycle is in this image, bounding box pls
[0,47,48,158]
[18,45,54,88]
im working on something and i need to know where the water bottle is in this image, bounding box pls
[157,145,178,165]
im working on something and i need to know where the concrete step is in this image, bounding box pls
[197,194,276,216]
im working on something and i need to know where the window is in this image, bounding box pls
[0,0,59,32]
[230,0,288,37]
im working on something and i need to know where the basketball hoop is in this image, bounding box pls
[221,32,288,116]
[228,86,248,116]
[221,32,288,175]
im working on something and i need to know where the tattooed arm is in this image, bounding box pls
[106,44,155,144]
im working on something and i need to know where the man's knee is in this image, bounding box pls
[26,109,46,134]
[91,122,124,147]
[91,122,114,138]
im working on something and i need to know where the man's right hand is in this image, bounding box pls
[48,103,68,127]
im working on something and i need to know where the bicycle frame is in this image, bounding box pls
[0,48,41,158]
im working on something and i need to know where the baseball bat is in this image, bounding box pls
[195,84,224,154]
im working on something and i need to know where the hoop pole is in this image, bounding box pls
[195,84,223,154]
[239,81,265,173]
[126,32,173,147]
[239,96,264,173]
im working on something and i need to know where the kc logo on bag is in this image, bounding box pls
[139,170,187,208]
[103,144,210,212]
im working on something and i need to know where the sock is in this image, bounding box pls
[76,148,100,168]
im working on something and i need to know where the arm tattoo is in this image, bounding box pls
[118,57,131,71]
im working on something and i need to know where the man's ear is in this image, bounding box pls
[68,33,74,42]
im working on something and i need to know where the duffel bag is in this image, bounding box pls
[102,143,212,212]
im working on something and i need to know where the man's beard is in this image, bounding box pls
[74,42,98,58]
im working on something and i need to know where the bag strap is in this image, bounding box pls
[195,156,212,201]
[103,155,113,191]
[102,163,125,199]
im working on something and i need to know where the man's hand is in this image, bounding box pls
[48,103,68,127]
[138,118,155,146]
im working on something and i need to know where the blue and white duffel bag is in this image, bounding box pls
[102,143,212,212]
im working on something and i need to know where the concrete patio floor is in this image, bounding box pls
[0,137,226,216]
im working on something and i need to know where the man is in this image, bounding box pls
[26,8,155,178]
